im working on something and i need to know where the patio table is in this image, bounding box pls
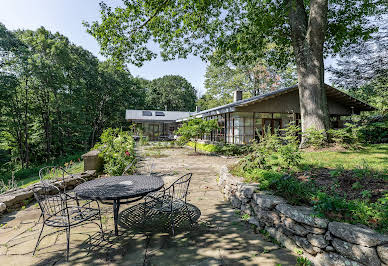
[74,175,164,236]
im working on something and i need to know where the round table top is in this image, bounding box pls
[74,175,164,200]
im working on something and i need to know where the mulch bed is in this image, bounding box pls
[295,168,388,202]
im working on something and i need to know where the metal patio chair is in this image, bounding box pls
[32,169,104,261]
[143,173,193,235]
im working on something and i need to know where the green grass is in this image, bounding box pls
[19,161,84,188]
[301,144,388,171]
[187,141,219,153]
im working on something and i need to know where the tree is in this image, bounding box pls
[146,75,197,111]
[176,118,218,152]
[0,24,147,174]
[329,22,388,113]
[200,59,297,110]
[86,0,386,145]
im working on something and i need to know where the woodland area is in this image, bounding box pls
[0,24,197,177]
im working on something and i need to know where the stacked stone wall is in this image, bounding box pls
[218,165,388,266]
[0,170,97,215]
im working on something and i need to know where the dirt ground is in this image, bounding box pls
[0,146,297,265]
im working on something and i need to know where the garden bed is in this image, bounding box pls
[219,165,388,266]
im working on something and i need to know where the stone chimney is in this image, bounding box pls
[233,90,243,102]
[195,106,201,113]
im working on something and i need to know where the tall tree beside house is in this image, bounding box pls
[85,0,386,144]
[146,75,197,111]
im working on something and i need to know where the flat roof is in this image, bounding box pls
[125,110,195,122]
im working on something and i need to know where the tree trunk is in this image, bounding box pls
[288,0,330,147]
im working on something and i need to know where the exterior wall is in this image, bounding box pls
[237,90,353,116]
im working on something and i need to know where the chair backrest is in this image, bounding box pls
[167,173,192,202]
[32,181,67,220]
[39,166,72,192]
[122,158,138,176]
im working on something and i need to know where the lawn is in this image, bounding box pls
[19,161,84,188]
[301,144,388,172]
[230,143,388,232]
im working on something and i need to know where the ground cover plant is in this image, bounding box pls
[186,142,252,156]
[230,126,388,233]
[0,153,85,193]
[93,128,136,176]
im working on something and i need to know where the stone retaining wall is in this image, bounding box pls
[0,170,97,215]
[218,165,388,266]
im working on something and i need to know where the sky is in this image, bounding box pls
[0,0,208,95]
[0,1,343,96]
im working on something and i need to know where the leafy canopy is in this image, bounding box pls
[85,0,385,68]
[146,75,197,111]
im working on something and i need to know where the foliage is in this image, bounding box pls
[86,0,384,69]
[199,60,297,110]
[145,75,197,111]
[240,126,302,172]
[357,114,388,144]
[93,128,136,176]
[0,24,146,175]
[86,0,386,142]
[232,143,388,232]
[176,118,218,152]
[186,141,252,156]
[329,22,388,113]
[296,256,312,266]
[328,123,361,148]
[302,128,326,149]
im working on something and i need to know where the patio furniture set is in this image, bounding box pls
[31,162,193,261]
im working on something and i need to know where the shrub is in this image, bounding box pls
[328,123,361,147]
[303,128,326,148]
[240,127,302,171]
[93,128,136,176]
[358,115,388,144]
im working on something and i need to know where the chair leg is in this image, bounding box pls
[97,206,104,240]
[66,226,70,261]
[185,205,194,226]
[33,223,45,255]
[170,212,175,236]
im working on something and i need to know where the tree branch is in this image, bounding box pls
[130,0,170,36]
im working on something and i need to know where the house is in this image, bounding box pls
[126,85,374,143]
[125,110,194,140]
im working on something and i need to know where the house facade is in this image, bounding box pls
[126,85,374,144]
[125,110,194,140]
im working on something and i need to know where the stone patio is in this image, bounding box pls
[0,147,297,265]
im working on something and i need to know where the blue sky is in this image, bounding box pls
[0,0,208,94]
[1,1,342,95]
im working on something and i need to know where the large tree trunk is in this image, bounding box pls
[288,0,330,146]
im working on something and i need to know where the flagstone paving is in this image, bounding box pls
[0,147,297,265]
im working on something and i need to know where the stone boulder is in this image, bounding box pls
[256,210,281,227]
[377,245,388,265]
[329,222,388,247]
[276,204,328,228]
[314,252,362,266]
[252,192,286,210]
[294,235,320,255]
[239,184,258,199]
[307,233,328,248]
[0,202,6,214]
[332,237,381,266]
[282,217,310,236]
